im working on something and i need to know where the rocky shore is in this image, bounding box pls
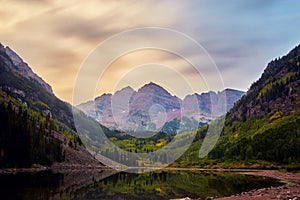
[171,170,300,200]
[216,170,300,200]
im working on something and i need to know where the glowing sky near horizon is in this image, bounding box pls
[0,0,300,104]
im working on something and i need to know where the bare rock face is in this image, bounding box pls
[78,82,244,132]
[0,43,53,94]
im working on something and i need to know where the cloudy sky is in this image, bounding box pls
[1,0,300,104]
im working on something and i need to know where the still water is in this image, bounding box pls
[0,169,282,200]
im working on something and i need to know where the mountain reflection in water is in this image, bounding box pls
[0,169,282,200]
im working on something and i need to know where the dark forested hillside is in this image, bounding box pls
[0,91,64,167]
[0,88,104,168]
[0,43,75,131]
[0,43,103,168]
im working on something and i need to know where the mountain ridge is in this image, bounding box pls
[174,44,300,167]
[0,43,53,94]
[228,44,300,121]
[0,42,102,167]
[78,82,245,133]
[213,44,300,163]
[0,43,77,130]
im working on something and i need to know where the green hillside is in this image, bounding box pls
[172,45,300,169]
[0,89,73,167]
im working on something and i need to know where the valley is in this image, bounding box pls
[0,42,299,199]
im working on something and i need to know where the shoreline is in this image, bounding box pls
[0,164,111,174]
[0,165,274,174]
[215,170,300,200]
[1,166,299,199]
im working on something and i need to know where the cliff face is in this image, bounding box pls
[78,82,244,133]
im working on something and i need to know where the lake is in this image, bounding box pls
[0,169,283,200]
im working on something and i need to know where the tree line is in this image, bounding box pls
[0,100,64,168]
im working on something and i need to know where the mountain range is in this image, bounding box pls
[78,83,244,133]
[0,41,299,168]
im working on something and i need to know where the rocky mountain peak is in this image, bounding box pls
[114,86,135,96]
[121,86,134,92]
[139,82,169,94]
[4,46,24,66]
[78,82,244,132]
[95,93,112,101]
[0,44,53,94]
